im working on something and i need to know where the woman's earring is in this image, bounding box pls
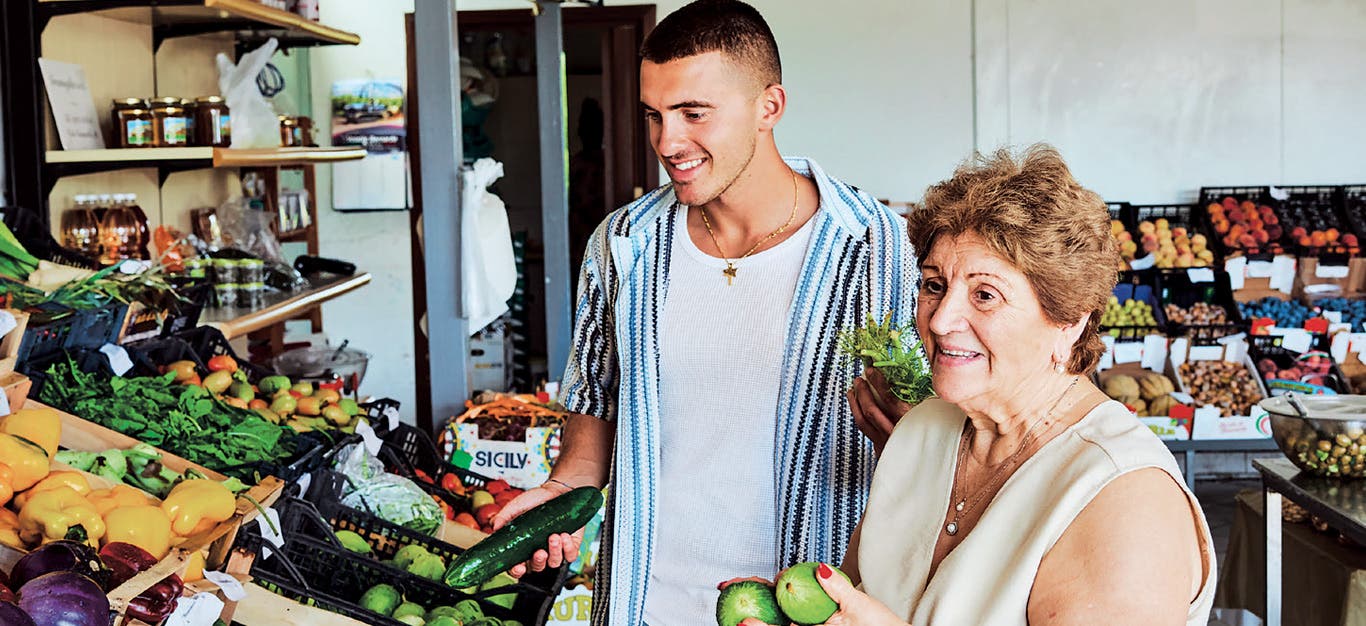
[1054,361,1065,374]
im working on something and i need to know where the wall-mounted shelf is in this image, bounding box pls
[43,146,366,176]
[37,0,361,50]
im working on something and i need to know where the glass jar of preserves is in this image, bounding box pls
[278,115,299,147]
[111,98,152,148]
[180,98,197,145]
[194,96,231,147]
[149,97,189,147]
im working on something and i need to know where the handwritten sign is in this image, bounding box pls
[37,59,104,150]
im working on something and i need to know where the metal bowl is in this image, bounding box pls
[1262,395,1366,478]
[271,344,371,395]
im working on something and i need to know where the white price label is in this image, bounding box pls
[1141,334,1168,371]
[1316,264,1350,279]
[1114,342,1144,364]
[1271,256,1297,293]
[1170,392,1195,405]
[258,508,284,548]
[1128,254,1156,271]
[383,406,400,431]
[203,570,246,602]
[1194,405,1223,420]
[1324,310,1344,324]
[1247,260,1274,278]
[1186,268,1215,283]
[1281,330,1313,354]
[356,420,383,456]
[1225,257,1248,290]
[1269,186,1289,201]
[100,344,134,376]
[1189,345,1225,362]
[164,592,226,626]
[0,389,11,417]
[1099,335,1116,371]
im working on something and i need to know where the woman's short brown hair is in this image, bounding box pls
[907,145,1119,374]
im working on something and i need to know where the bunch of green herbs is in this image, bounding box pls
[39,356,296,479]
[838,313,934,405]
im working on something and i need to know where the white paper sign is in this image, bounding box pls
[1189,345,1226,362]
[1324,310,1344,324]
[258,508,285,549]
[1114,342,1145,364]
[383,406,401,432]
[1316,263,1350,279]
[37,58,105,150]
[1187,268,1216,283]
[1142,334,1168,371]
[1281,330,1313,354]
[1225,257,1248,290]
[165,592,226,626]
[1098,335,1116,371]
[0,390,10,418]
[1171,392,1196,405]
[203,570,247,602]
[1271,256,1297,293]
[1128,254,1156,271]
[1269,186,1289,201]
[1247,260,1274,279]
[99,344,134,376]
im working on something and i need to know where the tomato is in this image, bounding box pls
[206,355,239,373]
[441,473,466,496]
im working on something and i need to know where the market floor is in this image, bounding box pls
[1196,478,1263,626]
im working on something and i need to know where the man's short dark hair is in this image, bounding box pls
[640,0,781,88]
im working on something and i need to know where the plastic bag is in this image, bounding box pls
[215,197,306,289]
[462,158,517,332]
[216,39,280,149]
[333,442,443,536]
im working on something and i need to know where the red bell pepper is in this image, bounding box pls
[99,542,184,623]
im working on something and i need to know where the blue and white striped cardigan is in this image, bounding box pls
[561,157,919,625]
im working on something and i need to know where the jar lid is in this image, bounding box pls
[180,98,197,106]
[196,96,226,104]
[112,98,146,107]
[1260,394,1366,421]
[148,96,184,107]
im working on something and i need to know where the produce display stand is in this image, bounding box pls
[231,581,372,626]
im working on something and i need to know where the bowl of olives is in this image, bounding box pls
[1263,394,1366,478]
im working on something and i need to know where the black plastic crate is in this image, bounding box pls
[1106,201,1132,227]
[1105,269,1167,341]
[295,470,566,623]
[159,282,214,337]
[237,499,541,626]
[15,301,128,364]
[1158,269,1247,344]
[1341,185,1366,252]
[69,302,129,349]
[1197,186,1284,260]
[216,428,337,485]
[1276,185,1353,258]
[1248,334,1350,394]
[18,347,114,399]
[122,335,208,379]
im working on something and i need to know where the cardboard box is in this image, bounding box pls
[1226,254,1296,302]
[1169,338,1273,440]
[468,328,511,392]
[1295,257,1355,299]
[451,423,561,490]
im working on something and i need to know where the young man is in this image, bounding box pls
[492,1,918,623]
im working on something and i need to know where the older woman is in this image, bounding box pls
[744,146,1215,625]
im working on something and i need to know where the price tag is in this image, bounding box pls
[203,570,246,602]
[1247,260,1274,278]
[0,389,11,417]
[99,344,134,376]
[1304,318,1330,334]
[258,507,284,549]
[164,592,226,626]
[1128,254,1156,271]
[1189,344,1225,362]
[1281,330,1313,354]
[1270,256,1297,293]
[295,472,312,499]
[1331,322,1353,336]
[1186,267,1216,283]
[1324,310,1344,324]
[1170,392,1196,405]
[1225,257,1248,290]
[1142,334,1168,371]
[1316,263,1350,279]
[356,420,383,456]
[1269,186,1289,201]
[383,406,400,432]
[1114,342,1144,364]
[1099,335,1116,371]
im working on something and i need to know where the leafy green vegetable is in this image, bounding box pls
[39,356,296,480]
[837,313,934,405]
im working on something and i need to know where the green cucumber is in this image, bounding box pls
[444,486,603,588]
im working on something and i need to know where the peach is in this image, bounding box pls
[1222,197,1239,210]
[1238,233,1258,249]
[1240,200,1256,213]
[1343,233,1359,247]
[1137,221,1155,235]
[1252,229,1270,244]
[1116,231,1133,242]
[1326,228,1340,243]
[1291,226,1308,239]
[1172,227,1188,239]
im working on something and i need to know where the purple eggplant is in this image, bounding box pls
[17,572,110,626]
[0,601,38,626]
[10,541,109,591]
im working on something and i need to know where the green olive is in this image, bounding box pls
[1334,446,1347,457]
[1320,440,1335,451]
[1338,434,1353,447]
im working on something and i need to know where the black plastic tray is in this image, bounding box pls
[1158,269,1248,344]
[1248,334,1350,394]
[1105,269,1167,341]
[1277,185,1352,259]
[1197,186,1282,260]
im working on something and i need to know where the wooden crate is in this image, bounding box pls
[0,309,30,375]
[1,371,31,412]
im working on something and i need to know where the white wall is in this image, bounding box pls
[310,0,418,419]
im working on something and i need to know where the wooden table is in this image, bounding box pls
[1254,456,1366,626]
[200,272,371,339]
[233,582,370,626]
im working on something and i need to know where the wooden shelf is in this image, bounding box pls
[200,272,371,339]
[44,146,365,175]
[277,228,311,243]
[39,0,361,49]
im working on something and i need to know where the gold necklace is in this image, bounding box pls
[943,376,1079,536]
[698,171,799,285]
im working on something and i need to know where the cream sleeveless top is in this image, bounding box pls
[857,398,1216,625]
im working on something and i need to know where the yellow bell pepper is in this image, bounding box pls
[0,406,62,459]
[0,463,13,508]
[18,487,106,547]
[12,471,90,510]
[161,479,234,537]
[182,549,206,582]
[103,504,173,559]
[0,507,22,549]
[0,433,49,491]
[87,485,160,516]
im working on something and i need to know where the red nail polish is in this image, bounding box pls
[818,563,833,579]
